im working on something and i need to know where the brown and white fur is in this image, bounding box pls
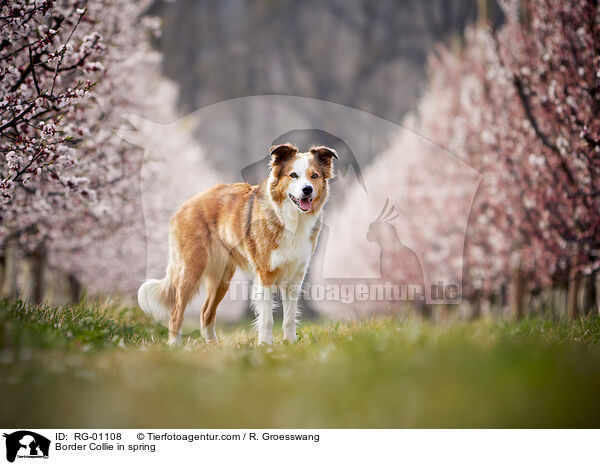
[137,143,337,345]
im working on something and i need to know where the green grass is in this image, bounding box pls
[1,299,600,428]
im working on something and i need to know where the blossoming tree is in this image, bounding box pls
[0,0,161,301]
[315,0,599,319]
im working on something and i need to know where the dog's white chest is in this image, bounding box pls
[270,229,312,271]
[269,207,317,280]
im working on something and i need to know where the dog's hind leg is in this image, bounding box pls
[201,259,235,343]
[168,250,206,346]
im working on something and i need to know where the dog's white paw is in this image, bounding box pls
[258,334,274,345]
[167,333,182,346]
[201,325,219,344]
[283,330,297,343]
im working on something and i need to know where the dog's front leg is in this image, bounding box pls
[253,282,274,344]
[281,280,302,343]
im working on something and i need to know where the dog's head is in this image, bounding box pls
[268,143,338,214]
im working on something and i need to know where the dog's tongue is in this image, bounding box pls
[299,197,311,211]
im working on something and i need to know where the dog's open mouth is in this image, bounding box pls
[289,194,312,212]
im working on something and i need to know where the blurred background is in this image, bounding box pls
[1,0,598,323]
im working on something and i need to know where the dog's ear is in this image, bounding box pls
[269,143,298,166]
[310,146,339,166]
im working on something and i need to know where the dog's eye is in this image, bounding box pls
[290,173,298,178]
[311,173,318,179]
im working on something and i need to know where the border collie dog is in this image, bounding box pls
[138,143,338,345]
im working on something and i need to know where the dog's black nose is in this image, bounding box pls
[302,185,313,196]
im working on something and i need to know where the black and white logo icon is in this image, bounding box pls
[3,431,50,463]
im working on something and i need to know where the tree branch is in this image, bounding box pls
[490,27,577,187]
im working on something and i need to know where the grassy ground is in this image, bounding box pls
[1,299,600,428]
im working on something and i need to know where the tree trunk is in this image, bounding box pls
[580,273,596,316]
[439,303,449,322]
[596,272,600,316]
[470,291,481,320]
[1,237,19,299]
[67,273,82,303]
[511,268,528,320]
[477,0,489,26]
[20,247,46,305]
[567,268,582,320]
[552,282,568,320]
[520,0,531,27]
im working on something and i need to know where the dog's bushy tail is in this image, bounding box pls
[137,277,175,322]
